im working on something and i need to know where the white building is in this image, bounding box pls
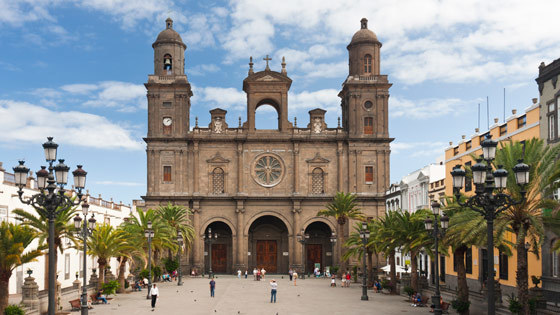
[385,160,445,283]
[0,162,132,295]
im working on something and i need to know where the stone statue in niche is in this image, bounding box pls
[214,117,223,133]
[313,117,322,133]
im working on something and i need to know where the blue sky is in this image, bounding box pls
[1,0,559,205]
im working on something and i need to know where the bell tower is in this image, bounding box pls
[339,18,391,138]
[145,18,193,138]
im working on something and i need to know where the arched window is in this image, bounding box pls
[212,167,224,194]
[364,54,372,73]
[311,167,324,194]
[364,117,373,134]
[163,54,172,72]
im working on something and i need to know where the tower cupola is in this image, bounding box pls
[152,18,186,76]
[347,18,381,77]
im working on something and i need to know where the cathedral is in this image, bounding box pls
[143,17,392,274]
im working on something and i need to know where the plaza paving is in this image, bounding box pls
[83,275,434,315]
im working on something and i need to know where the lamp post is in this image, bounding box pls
[297,229,310,279]
[424,200,449,315]
[360,222,370,301]
[330,232,337,273]
[73,203,96,315]
[145,221,154,299]
[13,137,87,315]
[450,134,529,315]
[177,230,184,286]
[203,228,218,279]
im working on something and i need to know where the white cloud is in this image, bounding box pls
[289,89,340,112]
[390,96,477,119]
[391,141,446,157]
[188,64,220,76]
[60,83,99,94]
[0,99,143,150]
[94,180,143,186]
[194,86,246,110]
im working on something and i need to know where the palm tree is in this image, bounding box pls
[155,203,195,259]
[318,192,365,274]
[374,210,402,294]
[0,222,44,313]
[87,223,131,289]
[343,221,381,286]
[114,224,144,293]
[12,203,77,287]
[443,195,488,315]
[493,138,560,315]
[398,209,432,293]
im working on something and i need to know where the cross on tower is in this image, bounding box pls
[263,55,272,70]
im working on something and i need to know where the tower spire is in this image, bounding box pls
[281,56,287,75]
[249,56,254,75]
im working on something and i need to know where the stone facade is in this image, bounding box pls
[536,57,560,304]
[143,18,392,274]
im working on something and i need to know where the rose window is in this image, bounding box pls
[254,155,283,187]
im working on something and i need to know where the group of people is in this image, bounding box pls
[288,269,299,285]
[252,267,267,280]
[327,271,352,287]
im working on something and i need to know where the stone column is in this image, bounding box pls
[237,143,243,194]
[21,275,39,311]
[337,142,343,191]
[291,201,302,269]
[192,203,202,272]
[193,141,199,194]
[293,142,299,194]
[89,269,99,290]
[235,201,245,270]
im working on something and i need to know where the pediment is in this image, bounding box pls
[306,153,330,164]
[206,153,230,164]
[244,70,292,84]
[257,75,279,82]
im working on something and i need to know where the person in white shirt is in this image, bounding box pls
[261,268,266,279]
[237,269,242,279]
[150,284,159,309]
[270,279,278,303]
[253,268,257,280]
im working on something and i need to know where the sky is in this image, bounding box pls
[1,0,559,205]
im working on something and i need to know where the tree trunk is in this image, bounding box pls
[410,250,419,293]
[338,223,346,276]
[0,271,12,315]
[117,256,128,293]
[97,259,106,290]
[516,240,529,315]
[389,250,397,294]
[455,246,470,315]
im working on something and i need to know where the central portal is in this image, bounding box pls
[257,240,277,273]
[248,215,289,273]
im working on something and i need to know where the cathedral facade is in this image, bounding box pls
[143,18,392,274]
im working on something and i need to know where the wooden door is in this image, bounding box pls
[306,244,322,273]
[256,240,277,273]
[212,244,227,273]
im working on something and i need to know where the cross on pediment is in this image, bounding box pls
[263,55,272,70]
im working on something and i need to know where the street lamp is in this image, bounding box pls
[177,230,184,286]
[360,222,371,301]
[297,229,310,279]
[73,203,96,315]
[424,200,449,315]
[13,137,87,315]
[450,134,529,315]
[145,221,154,299]
[203,228,218,279]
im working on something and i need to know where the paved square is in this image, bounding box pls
[83,276,431,315]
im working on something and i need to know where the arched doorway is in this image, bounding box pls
[203,221,233,274]
[248,215,289,273]
[304,222,335,274]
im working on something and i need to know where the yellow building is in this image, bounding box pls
[442,99,540,297]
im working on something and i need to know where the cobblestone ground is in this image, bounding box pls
[80,275,434,315]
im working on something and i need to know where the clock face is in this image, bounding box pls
[163,117,172,126]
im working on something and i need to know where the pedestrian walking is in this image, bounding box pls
[341,273,346,288]
[209,278,216,297]
[289,268,293,281]
[253,268,257,280]
[346,272,351,287]
[237,269,242,279]
[245,270,248,279]
[261,268,266,280]
[293,271,298,286]
[150,284,159,310]
[270,279,277,303]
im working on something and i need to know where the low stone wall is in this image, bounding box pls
[37,285,98,314]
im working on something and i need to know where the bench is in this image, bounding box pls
[69,299,81,311]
